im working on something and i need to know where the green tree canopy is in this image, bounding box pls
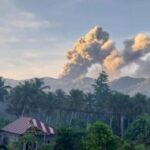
[125,115,150,145]
[84,121,118,150]
[8,78,48,117]
[54,128,85,150]
[92,71,111,111]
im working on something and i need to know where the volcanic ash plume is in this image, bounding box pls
[60,26,122,80]
[103,51,123,78]
[121,33,150,77]
[122,33,150,63]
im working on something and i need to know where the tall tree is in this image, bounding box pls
[8,78,49,117]
[84,93,95,125]
[0,77,10,102]
[93,71,110,100]
[109,92,130,138]
[92,71,111,114]
[43,91,55,124]
[54,89,67,109]
[68,89,86,125]
[131,93,147,118]
[54,89,67,125]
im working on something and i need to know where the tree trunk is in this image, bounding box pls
[86,114,90,126]
[69,112,74,126]
[109,115,113,128]
[21,106,25,117]
[120,115,124,138]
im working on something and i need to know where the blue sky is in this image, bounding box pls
[0,0,150,79]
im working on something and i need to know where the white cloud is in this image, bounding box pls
[0,8,58,44]
[8,11,52,29]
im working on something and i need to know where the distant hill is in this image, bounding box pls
[110,76,145,94]
[4,77,94,93]
[3,76,150,96]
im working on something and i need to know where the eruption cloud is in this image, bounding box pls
[121,33,150,78]
[122,33,150,63]
[59,26,150,80]
[59,26,122,80]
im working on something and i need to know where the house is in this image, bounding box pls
[0,117,55,150]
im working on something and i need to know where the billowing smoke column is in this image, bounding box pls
[122,33,150,63]
[121,33,150,78]
[60,26,122,80]
[59,26,150,80]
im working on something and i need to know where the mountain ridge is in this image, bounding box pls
[2,76,150,96]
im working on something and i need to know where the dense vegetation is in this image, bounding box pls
[1,71,150,149]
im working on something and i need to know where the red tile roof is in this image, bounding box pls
[1,117,54,135]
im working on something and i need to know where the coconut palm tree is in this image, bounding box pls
[8,78,49,117]
[68,89,85,125]
[108,92,131,138]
